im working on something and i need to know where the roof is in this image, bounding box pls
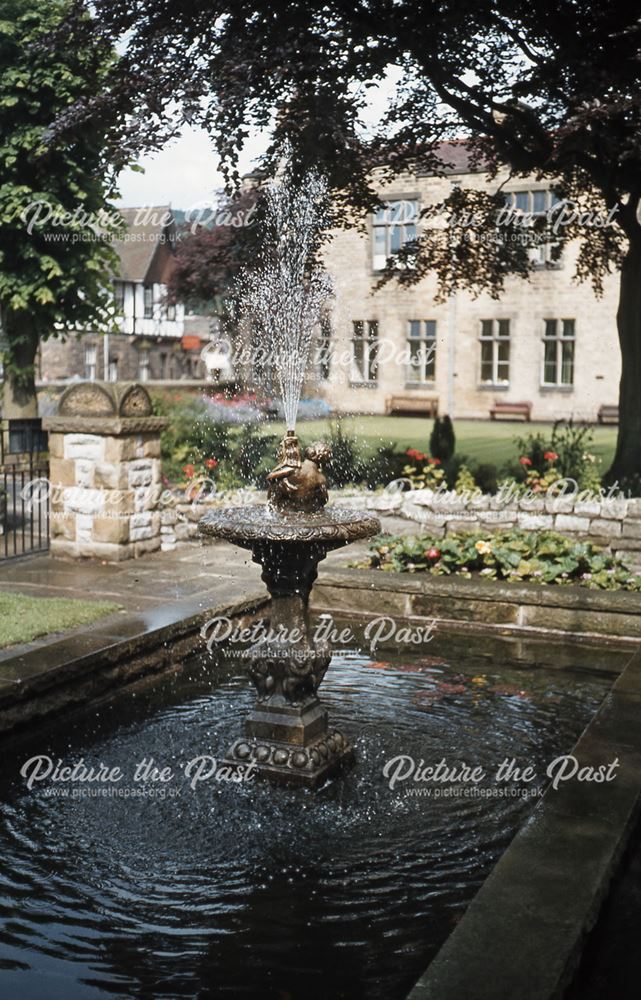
[418,139,488,177]
[113,206,175,282]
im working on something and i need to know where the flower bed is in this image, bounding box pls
[366,528,641,591]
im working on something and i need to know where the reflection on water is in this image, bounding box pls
[0,634,611,999]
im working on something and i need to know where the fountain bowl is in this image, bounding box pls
[199,504,381,546]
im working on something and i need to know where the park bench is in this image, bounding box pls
[385,395,439,417]
[597,404,619,424]
[489,400,532,421]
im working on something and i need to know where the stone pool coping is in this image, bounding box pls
[2,563,641,736]
[406,642,641,1000]
[310,568,641,646]
[0,586,269,737]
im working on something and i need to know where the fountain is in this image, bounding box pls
[198,169,380,787]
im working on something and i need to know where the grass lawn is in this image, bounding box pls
[268,416,617,468]
[0,593,121,649]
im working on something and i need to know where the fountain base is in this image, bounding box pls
[227,730,354,789]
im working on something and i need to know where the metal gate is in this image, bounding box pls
[0,419,49,560]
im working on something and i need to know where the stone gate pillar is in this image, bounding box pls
[42,382,168,561]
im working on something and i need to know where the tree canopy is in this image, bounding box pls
[68,1,641,484]
[0,0,126,417]
[167,188,261,312]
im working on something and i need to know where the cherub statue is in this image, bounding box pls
[267,432,331,512]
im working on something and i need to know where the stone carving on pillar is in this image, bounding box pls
[42,382,168,561]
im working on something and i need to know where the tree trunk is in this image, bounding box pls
[605,241,641,487]
[1,312,39,420]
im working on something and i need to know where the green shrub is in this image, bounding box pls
[454,464,479,494]
[513,430,550,474]
[230,424,278,483]
[471,462,499,494]
[157,397,231,482]
[323,418,367,487]
[366,528,641,591]
[153,393,276,487]
[514,420,603,491]
[430,415,456,462]
[361,443,408,488]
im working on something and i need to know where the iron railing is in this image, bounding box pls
[0,419,49,561]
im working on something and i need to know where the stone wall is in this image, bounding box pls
[358,489,641,571]
[40,332,207,384]
[152,485,641,574]
[318,164,620,421]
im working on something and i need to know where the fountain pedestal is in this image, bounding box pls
[199,507,380,787]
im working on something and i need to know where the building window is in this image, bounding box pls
[479,319,510,385]
[407,320,436,383]
[504,189,561,265]
[138,349,150,382]
[542,319,575,386]
[317,314,332,381]
[113,281,125,314]
[107,359,118,382]
[351,321,379,382]
[372,200,418,270]
[143,285,153,319]
[84,344,97,381]
[165,301,176,321]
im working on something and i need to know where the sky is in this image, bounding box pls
[115,68,405,209]
[115,126,266,209]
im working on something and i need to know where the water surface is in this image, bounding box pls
[0,635,613,999]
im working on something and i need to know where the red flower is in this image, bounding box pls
[406,448,427,462]
[428,457,442,466]
[543,451,558,462]
[519,456,532,467]
[204,458,218,469]
[425,547,441,560]
[182,464,195,479]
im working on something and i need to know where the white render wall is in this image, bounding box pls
[117,281,185,339]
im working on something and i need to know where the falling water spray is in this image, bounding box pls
[235,166,333,433]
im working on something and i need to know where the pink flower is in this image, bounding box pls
[429,457,442,466]
[204,458,218,469]
[182,464,195,479]
[544,451,558,462]
[425,547,441,560]
[519,456,532,467]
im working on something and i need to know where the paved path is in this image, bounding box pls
[0,536,373,661]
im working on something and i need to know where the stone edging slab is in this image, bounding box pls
[405,644,641,1000]
[311,568,641,643]
[0,587,269,737]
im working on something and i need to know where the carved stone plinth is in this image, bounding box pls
[199,504,380,788]
[42,382,168,562]
[227,731,354,789]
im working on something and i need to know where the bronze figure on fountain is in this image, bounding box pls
[266,430,330,513]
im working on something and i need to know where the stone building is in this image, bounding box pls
[39,207,223,387]
[317,144,620,422]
